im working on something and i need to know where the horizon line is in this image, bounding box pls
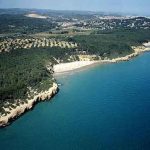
[0,7,149,16]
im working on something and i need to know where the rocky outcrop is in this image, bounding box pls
[0,83,58,127]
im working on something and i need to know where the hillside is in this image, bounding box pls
[0,9,150,126]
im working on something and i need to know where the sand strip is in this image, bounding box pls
[53,42,150,74]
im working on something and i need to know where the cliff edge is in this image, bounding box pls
[0,83,58,127]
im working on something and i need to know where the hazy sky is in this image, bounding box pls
[0,0,150,15]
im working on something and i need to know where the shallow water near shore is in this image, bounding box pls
[1,52,150,150]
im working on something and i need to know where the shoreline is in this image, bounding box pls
[53,61,100,75]
[53,42,150,74]
[0,83,58,127]
[0,42,150,127]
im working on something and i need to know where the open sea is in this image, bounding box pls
[1,52,150,150]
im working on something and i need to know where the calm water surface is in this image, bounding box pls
[1,53,150,150]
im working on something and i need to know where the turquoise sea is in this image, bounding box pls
[1,53,150,150]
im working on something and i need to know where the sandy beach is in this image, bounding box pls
[53,42,150,74]
[53,61,99,73]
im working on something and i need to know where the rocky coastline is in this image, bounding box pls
[0,83,58,127]
[0,42,150,127]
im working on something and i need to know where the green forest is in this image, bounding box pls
[0,14,57,34]
[1,28,150,111]
[0,47,76,107]
[69,29,150,58]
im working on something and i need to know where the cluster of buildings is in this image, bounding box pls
[59,16,150,31]
[86,17,150,30]
[0,38,78,52]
